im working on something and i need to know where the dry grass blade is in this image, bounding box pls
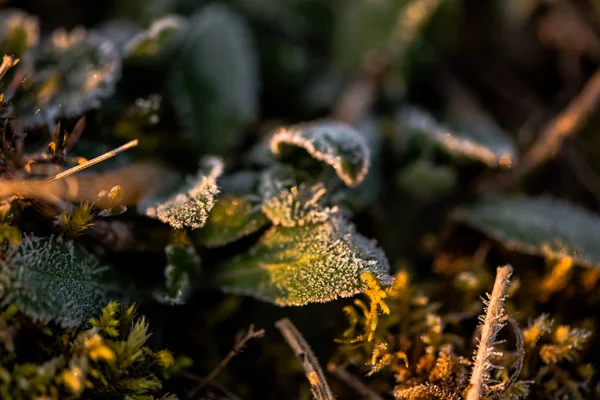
[47,139,138,182]
[275,318,335,400]
[477,68,600,194]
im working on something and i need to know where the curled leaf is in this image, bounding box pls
[215,216,392,306]
[199,195,269,247]
[0,234,123,327]
[398,106,516,168]
[456,196,600,268]
[270,120,371,187]
[145,157,223,230]
[154,244,201,305]
[16,27,121,127]
[124,15,186,60]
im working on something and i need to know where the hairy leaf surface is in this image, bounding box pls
[0,235,123,327]
[216,216,392,306]
[456,196,600,267]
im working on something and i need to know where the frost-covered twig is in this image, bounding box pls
[465,265,513,400]
[276,318,335,400]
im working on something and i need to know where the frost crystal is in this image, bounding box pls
[270,120,371,187]
[145,157,223,230]
[398,106,516,168]
[0,235,123,327]
[124,15,186,59]
[262,183,337,227]
[216,215,392,306]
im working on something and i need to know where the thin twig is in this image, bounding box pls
[187,325,265,399]
[181,371,243,400]
[477,68,600,194]
[327,363,383,400]
[275,318,335,400]
[47,139,138,182]
[465,265,513,400]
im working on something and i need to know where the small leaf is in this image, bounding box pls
[169,4,259,154]
[270,120,370,187]
[154,244,201,305]
[215,216,392,306]
[15,27,121,128]
[199,195,269,247]
[262,183,336,227]
[124,15,186,60]
[145,157,223,230]
[456,196,600,267]
[0,234,123,327]
[397,106,517,168]
[0,9,39,56]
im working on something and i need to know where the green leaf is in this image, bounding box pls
[261,183,336,227]
[215,216,392,306]
[15,27,121,128]
[124,15,186,61]
[270,120,370,187]
[398,106,517,168]
[455,196,600,267]
[154,244,201,305]
[169,3,259,154]
[398,159,457,200]
[0,9,39,57]
[145,157,223,230]
[199,195,269,247]
[0,235,124,327]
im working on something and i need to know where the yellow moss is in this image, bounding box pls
[156,350,174,368]
[62,366,84,394]
[539,256,573,301]
[84,333,116,362]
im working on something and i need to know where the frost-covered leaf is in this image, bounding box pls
[456,196,600,268]
[0,9,39,56]
[124,15,186,60]
[0,235,123,327]
[397,106,517,168]
[199,195,269,247]
[154,244,201,305]
[169,4,259,154]
[145,157,223,230]
[15,27,121,128]
[270,120,370,187]
[95,20,143,55]
[215,216,392,306]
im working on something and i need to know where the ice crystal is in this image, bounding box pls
[270,120,370,187]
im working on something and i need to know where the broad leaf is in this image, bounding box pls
[456,196,600,267]
[169,4,259,154]
[124,15,186,60]
[0,9,39,57]
[15,27,121,128]
[270,120,370,187]
[154,243,201,305]
[199,195,269,247]
[0,235,123,327]
[145,157,223,230]
[215,216,392,306]
[397,106,517,168]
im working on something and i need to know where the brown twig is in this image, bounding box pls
[327,363,383,400]
[477,68,600,194]
[187,325,265,399]
[275,318,335,400]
